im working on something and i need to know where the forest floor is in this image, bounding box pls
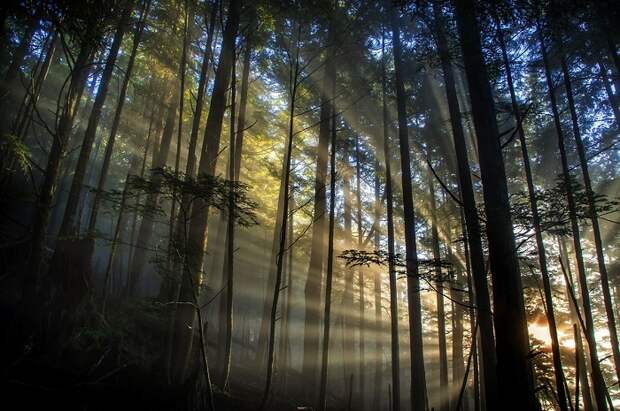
[0,293,345,411]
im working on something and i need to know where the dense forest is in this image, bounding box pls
[1,0,619,410]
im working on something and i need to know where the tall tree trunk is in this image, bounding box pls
[126,101,159,292]
[537,25,609,411]
[88,0,152,235]
[0,14,39,131]
[381,28,400,411]
[355,134,365,411]
[559,51,620,386]
[428,165,448,411]
[302,24,334,400]
[233,28,253,178]
[372,159,385,410]
[186,0,217,180]
[389,6,427,410]
[559,237,594,411]
[342,156,355,390]
[23,42,93,305]
[278,193,295,392]
[372,158,383,411]
[58,2,134,237]
[13,31,57,140]
[259,22,300,410]
[454,1,537,409]
[496,21,569,411]
[432,4,500,408]
[128,95,177,297]
[318,54,337,411]
[170,0,239,384]
[221,54,236,391]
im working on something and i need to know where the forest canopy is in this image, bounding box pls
[0,0,619,410]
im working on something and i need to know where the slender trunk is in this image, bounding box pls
[126,103,158,292]
[23,43,93,304]
[355,134,365,411]
[496,21,569,411]
[259,23,300,410]
[88,0,152,235]
[14,31,57,140]
[170,0,239,383]
[234,32,252,178]
[381,28,400,411]
[342,159,354,389]
[186,0,218,180]
[221,55,236,391]
[318,56,337,411]
[1,15,38,129]
[460,210,480,411]
[129,97,177,296]
[278,194,295,392]
[58,2,134,237]
[389,6,427,409]
[102,165,136,317]
[428,166,448,411]
[454,1,537,408]
[432,5,499,407]
[559,238,594,411]
[538,25,608,411]
[559,51,620,386]
[302,26,334,399]
[372,158,383,411]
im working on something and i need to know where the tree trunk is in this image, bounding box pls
[559,237,594,411]
[234,29,253,178]
[259,23,300,410]
[355,134,365,411]
[128,95,177,297]
[372,158,383,411]
[381,28,400,411]
[23,42,93,305]
[559,51,620,386]
[428,165,448,411]
[454,1,537,409]
[318,53,337,411]
[221,54,236,391]
[538,25,609,411]
[186,0,217,180]
[496,21,569,411]
[58,2,134,237]
[302,24,334,400]
[432,4,501,408]
[88,0,152,236]
[171,0,239,384]
[389,6,427,409]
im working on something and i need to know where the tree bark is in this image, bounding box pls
[454,1,537,408]
[318,52,337,411]
[389,6,427,409]
[496,20,569,411]
[559,51,620,386]
[302,24,334,399]
[88,0,151,236]
[381,27,400,411]
[259,22,300,410]
[58,2,134,237]
[537,24,609,411]
[23,42,93,305]
[171,0,239,384]
[432,5,502,407]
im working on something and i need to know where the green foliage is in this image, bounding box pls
[0,133,30,174]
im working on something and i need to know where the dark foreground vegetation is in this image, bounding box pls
[1,0,619,410]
